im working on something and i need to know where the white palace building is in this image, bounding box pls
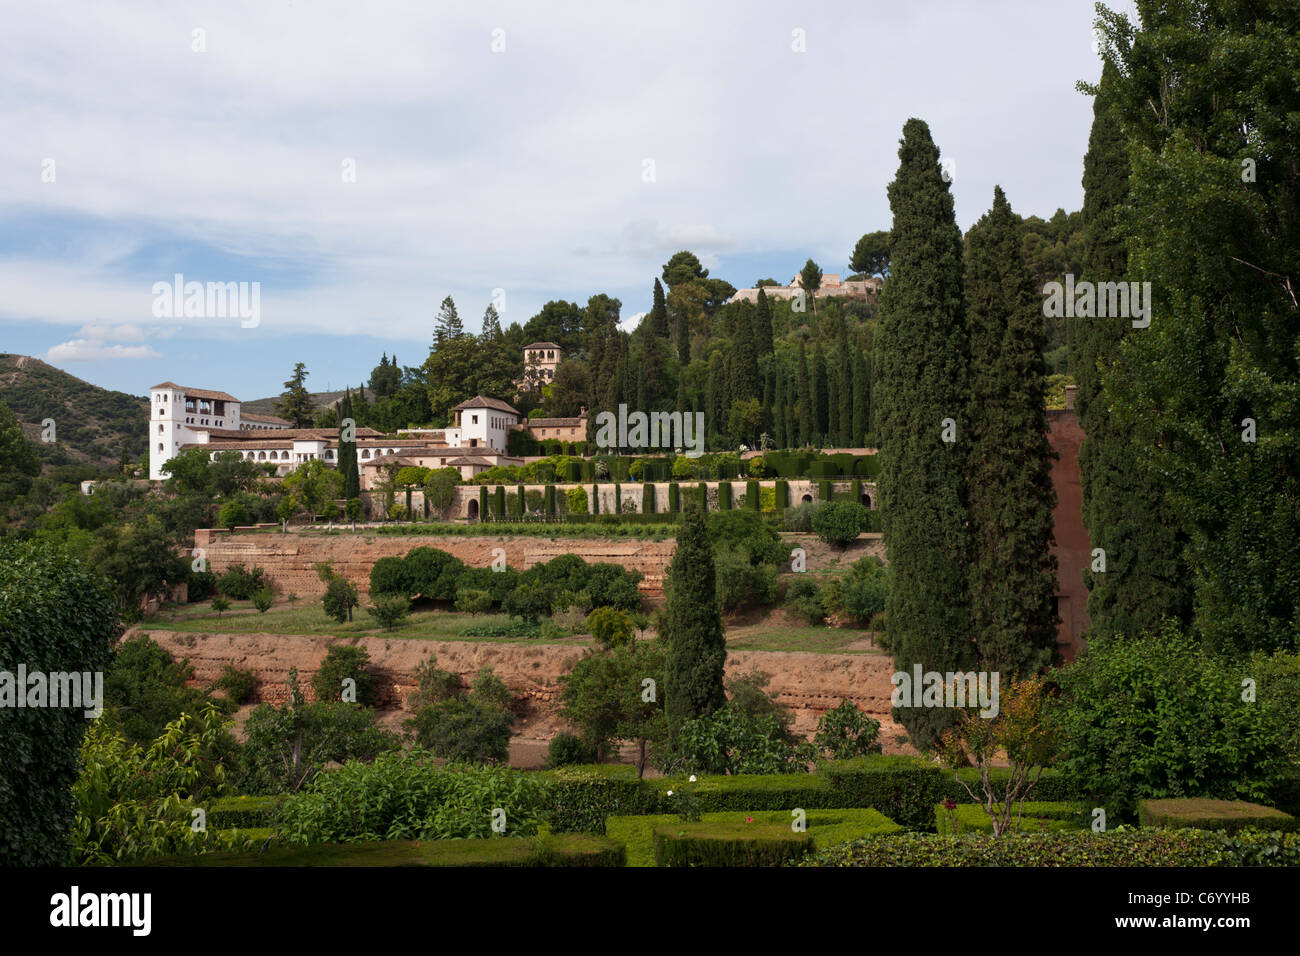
[148,382,525,484]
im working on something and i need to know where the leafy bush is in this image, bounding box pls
[213,664,257,706]
[820,755,948,831]
[217,563,265,599]
[404,546,465,600]
[1,541,119,866]
[102,634,215,746]
[811,500,867,548]
[659,704,816,776]
[714,544,779,611]
[546,733,598,769]
[455,588,495,615]
[277,752,547,844]
[368,556,409,596]
[814,700,882,759]
[586,606,634,646]
[566,486,589,514]
[211,595,231,616]
[408,655,463,708]
[782,500,819,531]
[469,666,514,712]
[251,587,274,613]
[654,821,814,866]
[366,593,410,631]
[311,644,377,706]
[784,576,826,625]
[186,569,218,602]
[935,802,1088,835]
[407,700,513,763]
[1053,623,1297,815]
[1137,798,1297,833]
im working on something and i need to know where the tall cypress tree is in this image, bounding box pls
[836,317,853,447]
[650,278,670,339]
[795,341,811,447]
[873,118,971,751]
[852,347,870,445]
[965,186,1059,677]
[338,388,360,500]
[641,324,667,409]
[754,287,775,356]
[663,503,726,722]
[811,341,829,444]
[773,364,787,449]
[1072,59,1191,644]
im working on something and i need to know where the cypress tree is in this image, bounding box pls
[663,503,726,722]
[1073,60,1191,644]
[852,347,869,446]
[754,287,775,356]
[873,118,972,751]
[965,186,1060,677]
[650,278,670,339]
[795,342,811,447]
[812,341,829,444]
[641,327,667,409]
[836,318,853,447]
[478,485,488,520]
[772,364,787,449]
[338,388,360,500]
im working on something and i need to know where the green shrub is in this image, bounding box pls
[717,481,732,509]
[217,563,265,599]
[814,700,882,759]
[784,576,825,625]
[211,594,231,616]
[366,593,410,631]
[186,569,218,602]
[546,733,598,769]
[277,752,547,844]
[207,794,284,829]
[586,606,634,646]
[311,644,376,706]
[404,546,464,600]
[668,483,680,512]
[803,829,1300,867]
[321,575,359,623]
[935,802,1088,835]
[213,664,257,706]
[251,587,274,613]
[642,483,655,514]
[406,699,512,763]
[810,500,866,547]
[658,705,817,776]
[369,556,409,596]
[714,544,778,610]
[839,556,889,623]
[1137,798,1297,833]
[454,588,495,615]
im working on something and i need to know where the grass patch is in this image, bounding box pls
[725,624,882,654]
[607,809,901,867]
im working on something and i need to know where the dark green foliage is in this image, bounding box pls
[366,593,410,631]
[368,556,409,596]
[251,587,273,613]
[404,546,464,600]
[815,700,882,759]
[668,482,680,512]
[820,756,948,831]
[936,802,1088,836]
[0,542,118,866]
[660,704,816,776]
[217,563,265,600]
[102,634,213,745]
[663,506,726,723]
[872,118,972,751]
[407,700,513,763]
[321,575,359,623]
[311,644,377,706]
[213,664,257,706]
[810,499,866,547]
[1053,623,1298,815]
[716,480,732,509]
[964,186,1060,677]
[774,479,789,509]
[277,754,546,843]
[546,732,598,769]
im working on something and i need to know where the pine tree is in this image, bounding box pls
[965,186,1060,677]
[1072,59,1191,645]
[663,503,726,722]
[873,118,972,750]
[276,362,314,427]
[433,296,463,349]
[796,341,811,447]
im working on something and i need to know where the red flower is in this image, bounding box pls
[944,800,957,811]
[746,816,753,823]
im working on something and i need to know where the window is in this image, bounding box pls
[158,424,164,434]
[158,443,164,452]
[472,414,478,425]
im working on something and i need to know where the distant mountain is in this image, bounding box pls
[0,354,148,470]
[241,389,349,420]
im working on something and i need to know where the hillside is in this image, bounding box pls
[242,389,348,419]
[0,354,148,470]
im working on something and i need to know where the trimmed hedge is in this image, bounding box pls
[775,480,789,509]
[668,483,680,512]
[610,809,902,867]
[718,481,732,509]
[207,795,285,830]
[746,479,760,511]
[642,483,655,514]
[821,756,947,831]
[1137,798,1298,833]
[654,822,814,867]
[803,829,1300,867]
[146,834,626,867]
[934,802,1089,835]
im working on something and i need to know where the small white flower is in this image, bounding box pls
[667,790,673,796]
[689,775,697,782]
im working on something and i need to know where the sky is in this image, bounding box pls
[0,0,1134,401]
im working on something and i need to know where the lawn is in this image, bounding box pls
[725,623,885,654]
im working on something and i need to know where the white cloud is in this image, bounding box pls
[47,338,162,362]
